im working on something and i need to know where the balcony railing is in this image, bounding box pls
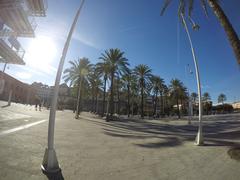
[26,0,47,17]
[0,0,36,37]
[0,37,25,65]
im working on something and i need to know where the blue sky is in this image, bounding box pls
[1,0,240,103]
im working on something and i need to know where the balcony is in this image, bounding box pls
[0,0,36,37]
[0,37,25,65]
[26,0,47,17]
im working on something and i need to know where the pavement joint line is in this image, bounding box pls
[0,119,47,137]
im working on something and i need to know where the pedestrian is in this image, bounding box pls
[39,101,42,111]
[34,95,40,111]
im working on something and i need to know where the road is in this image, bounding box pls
[0,101,240,180]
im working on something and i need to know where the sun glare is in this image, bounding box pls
[26,36,57,72]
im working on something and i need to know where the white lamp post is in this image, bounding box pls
[41,0,85,174]
[181,13,204,145]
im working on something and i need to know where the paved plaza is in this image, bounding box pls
[0,101,240,180]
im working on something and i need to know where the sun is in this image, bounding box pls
[26,36,57,72]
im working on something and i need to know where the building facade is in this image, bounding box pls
[0,71,36,104]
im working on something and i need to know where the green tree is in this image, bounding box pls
[122,71,133,117]
[96,61,110,116]
[89,66,103,114]
[218,93,227,112]
[169,79,184,119]
[203,92,211,115]
[191,92,198,104]
[134,64,152,118]
[203,92,211,102]
[99,48,129,121]
[161,0,240,64]
[151,75,165,117]
[218,93,226,105]
[63,58,92,119]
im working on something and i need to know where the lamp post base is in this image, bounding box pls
[41,148,60,175]
[194,131,204,146]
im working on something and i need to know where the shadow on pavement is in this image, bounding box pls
[42,170,65,180]
[1,104,10,108]
[81,115,240,149]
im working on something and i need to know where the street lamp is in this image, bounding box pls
[181,14,204,146]
[41,0,85,175]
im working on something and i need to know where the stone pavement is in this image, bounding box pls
[0,101,240,180]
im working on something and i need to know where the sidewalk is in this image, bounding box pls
[0,103,240,179]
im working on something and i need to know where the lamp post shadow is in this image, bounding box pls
[42,167,64,180]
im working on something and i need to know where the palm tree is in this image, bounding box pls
[169,79,184,119]
[134,64,152,118]
[191,92,198,104]
[63,57,92,119]
[99,48,129,121]
[161,83,169,116]
[203,92,211,114]
[203,92,211,102]
[179,85,188,115]
[89,67,103,113]
[151,75,165,117]
[96,61,110,117]
[129,75,138,116]
[218,93,227,105]
[161,0,240,65]
[218,93,227,112]
[122,71,133,117]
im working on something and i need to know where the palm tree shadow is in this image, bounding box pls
[135,137,182,148]
[1,104,10,108]
[82,115,240,149]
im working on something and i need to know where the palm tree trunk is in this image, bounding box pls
[141,85,144,118]
[75,76,82,119]
[160,91,164,116]
[108,71,114,120]
[91,88,95,112]
[176,95,180,119]
[208,0,240,64]
[117,78,120,115]
[95,90,98,113]
[131,100,134,116]
[153,92,157,117]
[127,84,130,117]
[96,93,99,114]
[102,77,107,117]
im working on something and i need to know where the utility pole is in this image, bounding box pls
[41,0,85,175]
[181,14,204,145]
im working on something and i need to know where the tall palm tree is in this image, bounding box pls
[89,67,103,113]
[218,93,227,112]
[151,75,165,117]
[134,64,152,118]
[96,61,110,117]
[191,92,198,104]
[203,92,211,102]
[161,83,169,116]
[218,93,226,105]
[179,85,188,114]
[129,75,138,116]
[169,78,184,119]
[161,0,240,65]
[63,57,92,119]
[99,48,129,121]
[203,92,211,114]
[122,71,133,117]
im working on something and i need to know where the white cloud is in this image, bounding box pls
[73,32,99,49]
